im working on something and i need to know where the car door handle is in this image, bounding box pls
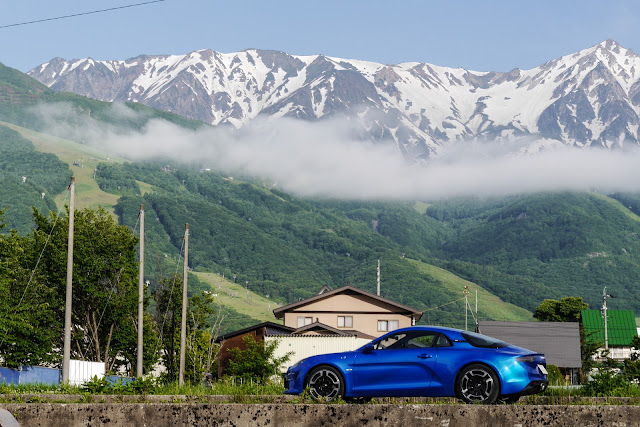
[418,354,432,359]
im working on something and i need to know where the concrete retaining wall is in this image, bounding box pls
[2,403,640,427]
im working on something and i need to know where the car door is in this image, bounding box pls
[352,331,438,397]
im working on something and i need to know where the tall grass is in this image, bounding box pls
[0,376,284,396]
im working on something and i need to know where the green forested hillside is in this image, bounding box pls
[1,62,639,333]
[92,160,640,322]
[426,193,640,312]
[0,125,70,232]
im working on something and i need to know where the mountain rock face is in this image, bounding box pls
[28,40,640,158]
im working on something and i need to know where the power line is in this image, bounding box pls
[0,1,167,30]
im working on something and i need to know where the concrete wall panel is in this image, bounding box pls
[3,403,640,427]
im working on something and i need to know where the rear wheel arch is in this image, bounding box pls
[454,361,502,390]
[454,362,502,404]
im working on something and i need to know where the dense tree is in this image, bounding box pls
[30,207,158,374]
[0,211,60,367]
[533,297,588,322]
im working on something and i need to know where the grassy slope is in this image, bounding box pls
[0,121,121,212]
[193,272,279,323]
[406,259,534,322]
[592,192,640,223]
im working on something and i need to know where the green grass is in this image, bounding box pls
[406,259,534,322]
[137,180,158,196]
[413,201,430,215]
[193,272,280,323]
[592,192,640,223]
[0,378,284,398]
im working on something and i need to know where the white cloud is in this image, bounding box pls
[34,103,640,200]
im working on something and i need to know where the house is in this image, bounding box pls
[581,309,639,361]
[478,320,582,383]
[272,285,423,338]
[215,285,422,377]
[215,321,295,378]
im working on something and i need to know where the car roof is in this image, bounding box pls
[388,325,467,337]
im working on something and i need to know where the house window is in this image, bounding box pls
[297,316,312,327]
[338,316,353,328]
[378,320,399,332]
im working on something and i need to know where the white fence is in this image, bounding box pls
[68,360,105,386]
[266,335,371,373]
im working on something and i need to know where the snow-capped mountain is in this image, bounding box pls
[28,40,640,158]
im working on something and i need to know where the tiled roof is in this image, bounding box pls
[272,285,423,320]
[214,321,294,342]
[581,309,638,347]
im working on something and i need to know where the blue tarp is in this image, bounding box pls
[0,367,20,385]
[0,366,60,385]
[19,366,60,385]
[0,366,132,386]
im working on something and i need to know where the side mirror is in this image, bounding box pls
[362,343,374,354]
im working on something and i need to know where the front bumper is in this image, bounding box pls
[284,368,303,395]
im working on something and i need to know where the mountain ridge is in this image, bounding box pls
[27,40,640,159]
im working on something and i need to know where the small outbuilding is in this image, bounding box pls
[478,320,582,383]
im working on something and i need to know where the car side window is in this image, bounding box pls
[374,331,439,350]
[406,334,436,348]
[374,333,407,350]
[434,334,453,347]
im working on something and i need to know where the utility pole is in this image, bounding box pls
[62,177,75,384]
[475,289,479,332]
[602,286,614,351]
[376,259,380,296]
[137,204,144,378]
[179,224,189,386]
[463,285,470,331]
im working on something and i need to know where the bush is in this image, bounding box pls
[581,363,639,397]
[226,335,291,380]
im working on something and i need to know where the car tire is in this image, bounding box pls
[456,363,500,404]
[305,365,345,401]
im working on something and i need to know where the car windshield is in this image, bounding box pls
[461,331,508,349]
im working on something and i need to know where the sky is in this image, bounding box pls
[2,0,640,73]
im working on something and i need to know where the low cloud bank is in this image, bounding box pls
[34,103,640,200]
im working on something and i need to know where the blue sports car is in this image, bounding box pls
[284,326,548,404]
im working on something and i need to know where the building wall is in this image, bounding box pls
[293,294,397,313]
[600,346,639,361]
[283,312,411,338]
[266,335,372,373]
[282,294,413,338]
